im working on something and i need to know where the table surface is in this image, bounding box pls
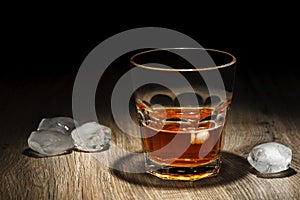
[1,67,299,200]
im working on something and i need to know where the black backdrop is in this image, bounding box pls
[2,8,299,81]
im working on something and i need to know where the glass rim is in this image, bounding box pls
[130,47,237,72]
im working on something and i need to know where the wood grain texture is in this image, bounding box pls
[1,68,299,200]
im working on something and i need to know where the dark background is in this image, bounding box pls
[2,8,299,80]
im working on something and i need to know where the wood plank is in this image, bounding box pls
[0,68,299,199]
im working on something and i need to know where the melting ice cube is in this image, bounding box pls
[190,130,210,144]
[27,118,111,156]
[38,117,77,135]
[71,122,111,152]
[28,130,74,156]
[247,142,292,173]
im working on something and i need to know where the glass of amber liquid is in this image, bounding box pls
[130,48,236,181]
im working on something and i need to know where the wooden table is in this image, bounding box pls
[1,66,299,199]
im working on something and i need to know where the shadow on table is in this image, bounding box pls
[110,151,250,188]
[22,148,73,158]
[249,167,297,179]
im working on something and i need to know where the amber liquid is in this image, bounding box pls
[139,107,225,167]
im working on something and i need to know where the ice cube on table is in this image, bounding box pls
[247,142,292,173]
[71,122,111,152]
[38,117,77,135]
[28,130,74,156]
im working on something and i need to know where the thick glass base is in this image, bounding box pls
[145,156,222,181]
